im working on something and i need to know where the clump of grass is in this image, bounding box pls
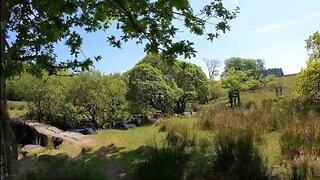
[280,120,320,160]
[290,162,313,180]
[208,130,271,180]
[135,146,189,180]
[199,105,266,137]
[160,118,198,150]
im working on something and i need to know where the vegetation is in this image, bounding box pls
[6,54,214,129]
[127,54,212,115]
[1,0,239,177]
[296,60,320,111]
[2,0,320,179]
[11,57,320,179]
[222,57,265,80]
[7,71,128,130]
[126,63,179,115]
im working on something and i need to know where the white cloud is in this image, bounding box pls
[256,12,320,33]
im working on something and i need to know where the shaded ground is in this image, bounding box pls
[16,144,154,179]
[16,125,166,179]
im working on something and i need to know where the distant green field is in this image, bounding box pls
[241,74,298,106]
[277,74,298,90]
[8,101,28,118]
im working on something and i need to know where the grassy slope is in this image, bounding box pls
[242,74,298,106]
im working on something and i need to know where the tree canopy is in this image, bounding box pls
[126,63,179,114]
[222,57,265,80]
[131,54,212,114]
[4,0,239,78]
[296,32,320,111]
[306,31,320,61]
[221,67,259,92]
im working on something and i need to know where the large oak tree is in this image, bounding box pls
[0,0,238,177]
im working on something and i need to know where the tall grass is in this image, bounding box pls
[209,130,270,179]
[135,146,190,180]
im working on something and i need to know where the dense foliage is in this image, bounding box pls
[262,68,284,78]
[126,63,179,115]
[220,57,265,92]
[306,31,320,61]
[221,67,260,92]
[296,31,320,111]
[128,54,212,114]
[296,60,320,111]
[8,71,127,129]
[222,57,265,80]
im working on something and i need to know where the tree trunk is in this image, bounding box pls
[175,100,186,114]
[1,0,18,178]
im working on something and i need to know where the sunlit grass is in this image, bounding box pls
[8,101,28,118]
[93,124,167,151]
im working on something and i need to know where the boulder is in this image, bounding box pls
[10,119,91,149]
[20,144,43,157]
[21,144,43,152]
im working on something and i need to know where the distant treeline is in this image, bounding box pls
[262,68,284,78]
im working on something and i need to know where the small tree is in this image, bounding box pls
[127,64,179,114]
[137,55,212,113]
[306,31,320,61]
[69,71,128,128]
[221,68,259,92]
[222,57,265,80]
[296,60,320,111]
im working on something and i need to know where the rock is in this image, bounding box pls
[11,120,91,149]
[20,144,43,157]
[21,144,43,153]
[183,112,192,116]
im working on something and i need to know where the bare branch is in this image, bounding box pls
[203,58,221,80]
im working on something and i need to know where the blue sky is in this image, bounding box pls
[55,0,320,76]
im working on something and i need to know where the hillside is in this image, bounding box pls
[241,74,298,106]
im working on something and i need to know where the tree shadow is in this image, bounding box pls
[16,144,153,180]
